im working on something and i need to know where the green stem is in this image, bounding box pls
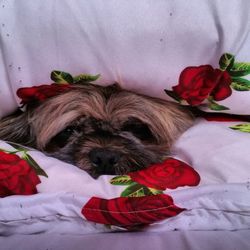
[20,150,29,159]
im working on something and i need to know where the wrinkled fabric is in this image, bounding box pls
[0,119,250,235]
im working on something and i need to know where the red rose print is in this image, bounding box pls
[17,83,72,105]
[128,158,200,190]
[172,65,232,105]
[211,72,232,101]
[82,194,185,228]
[0,151,41,197]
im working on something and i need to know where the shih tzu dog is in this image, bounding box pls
[0,83,193,178]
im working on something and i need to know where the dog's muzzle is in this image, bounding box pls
[88,148,121,175]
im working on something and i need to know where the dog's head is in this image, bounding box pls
[0,83,193,178]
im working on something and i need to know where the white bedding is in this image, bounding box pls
[1,119,250,235]
[1,0,250,117]
[1,1,250,249]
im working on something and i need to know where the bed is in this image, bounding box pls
[1,0,250,249]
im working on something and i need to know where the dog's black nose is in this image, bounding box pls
[88,148,120,175]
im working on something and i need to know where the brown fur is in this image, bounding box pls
[0,83,194,178]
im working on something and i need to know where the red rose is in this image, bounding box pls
[128,158,200,190]
[172,65,232,105]
[82,194,185,228]
[17,83,72,105]
[0,151,41,197]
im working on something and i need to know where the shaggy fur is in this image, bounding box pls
[0,83,194,178]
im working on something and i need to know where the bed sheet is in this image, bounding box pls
[1,118,250,236]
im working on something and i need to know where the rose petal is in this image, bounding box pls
[0,151,41,197]
[172,65,231,106]
[82,194,185,228]
[128,158,200,190]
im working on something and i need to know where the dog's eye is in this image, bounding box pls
[51,126,76,148]
[121,118,154,141]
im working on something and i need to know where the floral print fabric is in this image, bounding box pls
[166,53,250,112]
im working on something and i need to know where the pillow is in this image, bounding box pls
[1,118,250,230]
[1,0,250,117]
[0,140,200,229]
[1,0,250,233]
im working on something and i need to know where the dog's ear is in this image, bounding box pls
[0,110,35,146]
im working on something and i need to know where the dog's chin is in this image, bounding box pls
[46,144,168,179]
[75,156,165,179]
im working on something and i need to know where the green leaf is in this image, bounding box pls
[51,71,74,84]
[148,188,163,195]
[0,148,19,154]
[230,124,250,133]
[229,62,250,77]
[6,142,30,151]
[73,74,100,83]
[208,100,230,111]
[22,153,48,177]
[164,89,181,102]
[121,183,147,197]
[219,53,235,71]
[142,187,153,196]
[6,143,47,177]
[110,175,133,186]
[232,77,250,86]
[231,81,250,91]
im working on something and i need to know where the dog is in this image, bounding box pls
[0,83,193,178]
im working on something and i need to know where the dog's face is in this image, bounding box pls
[0,84,193,178]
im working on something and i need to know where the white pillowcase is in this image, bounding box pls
[0,0,250,117]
